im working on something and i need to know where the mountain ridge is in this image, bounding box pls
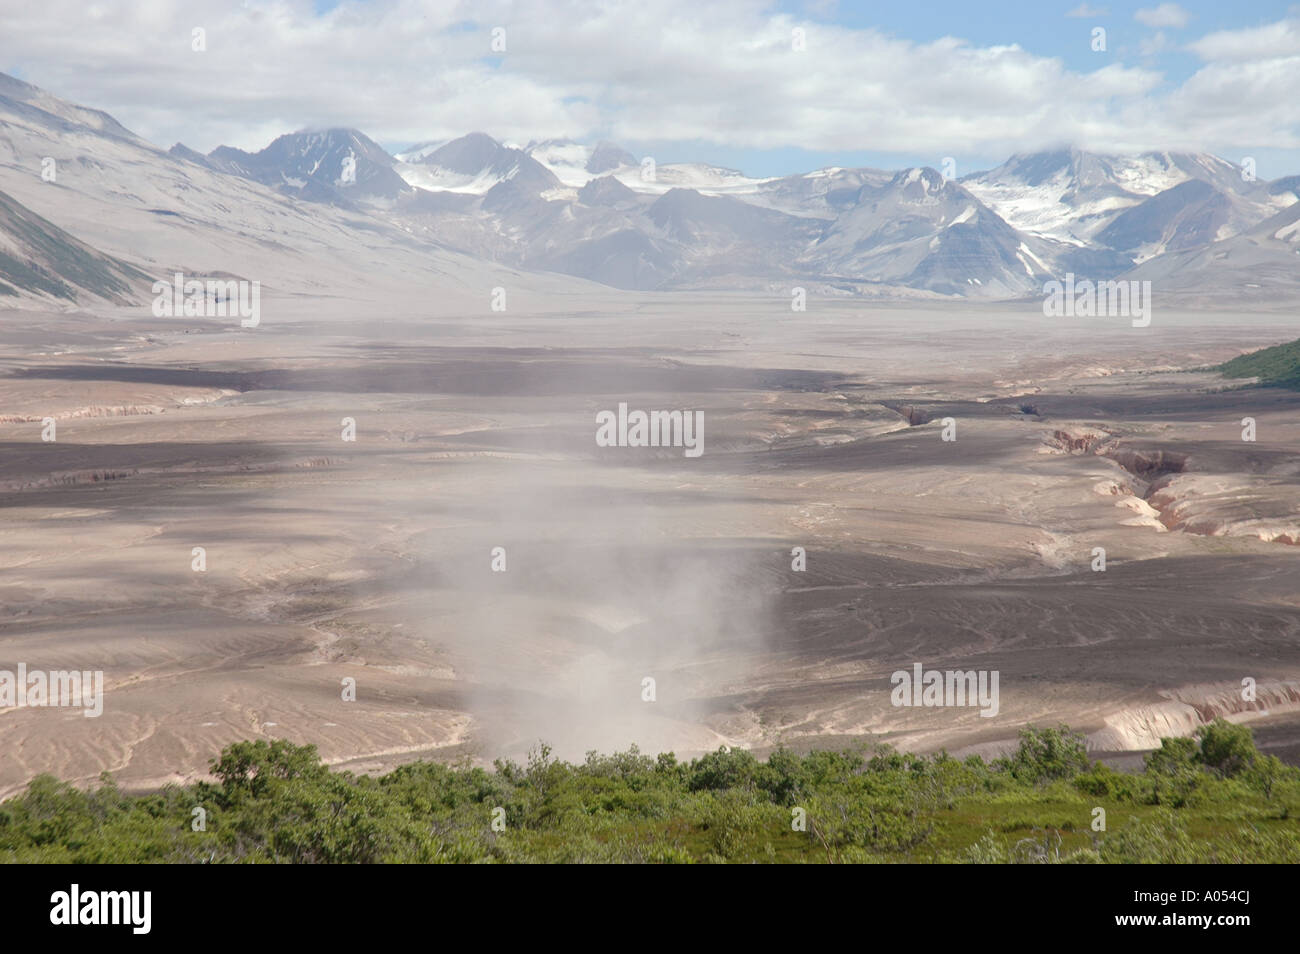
[2,72,1297,305]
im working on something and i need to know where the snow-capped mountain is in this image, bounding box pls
[961,148,1295,256]
[391,133,775,201]
[747,166,893,216]
[175,128,412,205]
[0,72,587,311]
[809,167,1045,296]
[2,70,1298,306]
[805,166,1130,296]
[521,138,774,197]
[196,122,1300,298]
[523,139,637,184]
[394,132,561,196]
[583,142,638,175]
[393,139,448,163]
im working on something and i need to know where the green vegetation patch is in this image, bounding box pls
[1218,337,1300,389]
[0,721,1296,863]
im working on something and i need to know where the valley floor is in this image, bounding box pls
[1,298,1299,797]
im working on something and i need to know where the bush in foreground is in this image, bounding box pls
[0,719,1296,863]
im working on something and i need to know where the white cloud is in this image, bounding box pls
[1066,4,1109,17]
[0,0,1293,163]
[1189,18,1300,59]
[803,0,840,16]
[1135,4,1190,29]
[1139,31,1172,56]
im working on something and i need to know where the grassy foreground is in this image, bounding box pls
[1218,337,1300,389]
[1,720,1296,863]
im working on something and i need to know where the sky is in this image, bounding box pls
[2,0,1299,178]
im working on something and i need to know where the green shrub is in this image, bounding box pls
[996,725,1091,785]
[2,724,1295,864]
